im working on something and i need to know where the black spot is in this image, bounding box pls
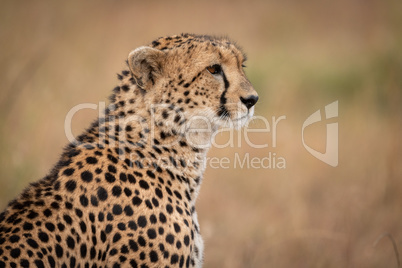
[146,170,155,178]
[20,259,29,267]
[129,240,139,253]
[152,40,161,46]
[145,200,153,209]
[67,236,75,249]
[23,222,34,231]
[159,212,167,223]
[180,159,186,167]
[124,188,132,197]
[43,209,52,218]
[166,204,173,214]
[57,223,65,231]
[108,165,117,173]
[107,154,118,164]
[50,202,60,209]
[134,160,143,169]
[97,187,108,201]
[38,232,49,242]
[112,205,123,215]
[171,253,179,264]
[121,84,130,91]
[115,147,124,155]
[105,173,116,183]
[55,244,63,258]
[10,248,20,258]
[105,224,113,234]
[113,233,122,243]
[160,132,167,140]
[169,156,177,167]
[45,222,55,232]
[174,223,181,233]
[86,157,98,164]
[174,191,182,200]
[9,235,19,243]
[65,180,77,192]
[27,210,39,219]
[63,214,72,225]
[138,236,146,247]
[152,198,159,207]
[128,221,137,231]
[112,186,122,197]
[88,246,96,260]
[47,256,55,267]
[184,235,190,246]
[128,174,136,184]
[80,195,89,207]
[149,214,157,224]
[98,212,105,222]
[89,213,95,223]
[176,206,183,214]
[159,227,164,235]
[139,180,149,190]
[101,231,107,243]
[124,206,133,216]
[147,229,157,239]
[70,257,76,268]
[79,221,87,233]
[138,216,147,228]
[81,171,93,182]
[151,146,161,155]
[34,260,45,268]
[75,209,83,218]
[117,223,126,231]
[63,168,75,176]
[174,115,181,123]
[80,244,87,258]
[149,250,158,262]
[166,234,174,244]
[179,255,184,267]
[132,196,142,206]
[91,195,98,206]
[119,173,127,182]
[27,239,39,249]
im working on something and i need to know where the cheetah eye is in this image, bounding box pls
[242,64,247,68]
[206,64,222,75]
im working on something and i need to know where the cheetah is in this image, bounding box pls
[0,33,258,268]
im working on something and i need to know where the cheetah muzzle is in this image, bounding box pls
[0,33,258,268]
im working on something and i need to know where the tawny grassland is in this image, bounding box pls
[0,1,401,267]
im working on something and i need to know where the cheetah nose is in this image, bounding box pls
[240,95,259,110]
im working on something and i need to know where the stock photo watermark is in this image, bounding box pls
[64,101,339,170]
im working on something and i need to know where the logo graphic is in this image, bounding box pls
[302,101,338,167]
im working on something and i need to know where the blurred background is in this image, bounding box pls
[0,1,401,267]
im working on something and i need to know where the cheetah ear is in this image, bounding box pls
[128,46,166,90]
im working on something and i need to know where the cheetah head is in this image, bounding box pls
[126,34,258,147]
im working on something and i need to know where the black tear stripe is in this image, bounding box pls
[217,71,230,118]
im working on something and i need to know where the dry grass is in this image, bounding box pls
[1,1,401,267]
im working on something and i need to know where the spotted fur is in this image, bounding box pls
[0,33,258,268]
